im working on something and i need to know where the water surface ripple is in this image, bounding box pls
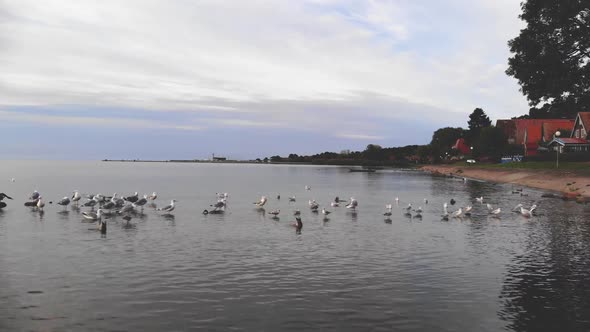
[1,161,590,331]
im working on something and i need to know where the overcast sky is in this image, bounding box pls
[0,0,528,160]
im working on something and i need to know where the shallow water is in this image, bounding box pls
[1,161,590,331]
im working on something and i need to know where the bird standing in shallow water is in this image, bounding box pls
[57,196,70,210]
[157,199,177,214]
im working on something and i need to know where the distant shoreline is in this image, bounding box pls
[101,159,415,167]
[102,159,319,165]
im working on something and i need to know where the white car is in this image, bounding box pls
[466,159,476,164]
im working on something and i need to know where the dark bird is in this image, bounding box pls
[450,198,456,205]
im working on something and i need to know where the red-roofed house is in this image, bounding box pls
[546,112,590,153]
[571,112,590,139]
[496,119,575,156]
[451,138,471,155]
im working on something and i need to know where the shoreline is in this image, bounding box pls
[420,164,590,200]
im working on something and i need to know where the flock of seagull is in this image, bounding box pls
[0,183,540,235]
[0,189,177,234]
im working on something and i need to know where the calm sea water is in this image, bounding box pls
[1,161,590,331]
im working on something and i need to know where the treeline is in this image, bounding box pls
[261,144,422,167]
[262,108,511,165]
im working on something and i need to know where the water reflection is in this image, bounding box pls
[498,212,590,331]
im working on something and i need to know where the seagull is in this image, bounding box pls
[442,203,449,221]
[322,208,331,216]
[132,195,148,211]
[404,203,412,211]
[71,191,81,205]
[210,199,226,212]
[345,197,358,209]
[36,197,45,210]
[83,197,98,208]
[124,192,139,203]
[519,204,537,218]
[512,203,523,212]
[57,196,70,210]
[98,217,107,234]
[293,209,301,216]
[452,208,463,218]
[148,192,158,200]
[0,193,13,201]
[157,199,177,214]
[476,197,484,204]
[384,204,392,216]
[424,198,428,204]
[293,217,303,231]
[413,206,423,213]
[111,193,125,207]
[29,190,40,200]
[395,197,399,204]
[486,203,493,212]
[269,209,280,217]
[254,196,268,207]
[309,200,319,210]
[305,185,311,191]
[288,196,296,202]
[101,201,115,210]
[117,203,135,215]
[491,208,501,216]
[464,205,473,216]
[330,201,340,207]
[82,209,103,221]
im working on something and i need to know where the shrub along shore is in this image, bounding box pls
[421,163,590,201]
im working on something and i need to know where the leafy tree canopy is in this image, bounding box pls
[507,0,590,118]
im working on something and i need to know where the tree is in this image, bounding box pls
[506,0,590,118]
[467,108,491,142]
[430,127,465,150]
[473,126,508,160]
[468,108,492,132]
[363,144,385,161]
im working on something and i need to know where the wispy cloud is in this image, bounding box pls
[0,110,203,131]
[336,133,385,140]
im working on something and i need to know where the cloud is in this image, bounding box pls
[336,133,385,140]
[0,0,529,156]
[0,110,203,131]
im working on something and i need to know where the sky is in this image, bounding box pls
[0,0,529,160]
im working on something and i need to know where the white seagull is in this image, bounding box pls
[345,197,358,209]
[157,199,177,214]
[254,196,268,207]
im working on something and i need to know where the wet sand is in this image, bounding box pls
[421,164,590,200]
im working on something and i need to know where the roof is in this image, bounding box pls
[579,112,590,130]
[549,137,590,146]
[496,119,575,145]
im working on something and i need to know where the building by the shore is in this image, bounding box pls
[496,118,575,156]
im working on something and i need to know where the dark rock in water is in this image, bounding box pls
[450,199,456,205]
[27,290,43,294]
[541,193,559,198]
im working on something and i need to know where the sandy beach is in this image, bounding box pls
[420,164,590,200]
